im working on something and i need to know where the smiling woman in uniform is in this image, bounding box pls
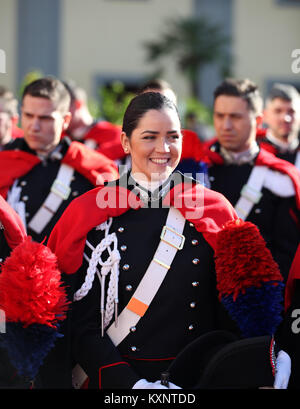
[38,92,288,389]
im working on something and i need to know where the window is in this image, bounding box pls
[276,0,300,6]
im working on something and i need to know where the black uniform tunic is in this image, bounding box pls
[273,149,299,165]
[0,230,10,263]
[3,138,95,242]
[258,135,300,166]
[207,143,300,281]
[275,280,300,389]
[37,172,239,389]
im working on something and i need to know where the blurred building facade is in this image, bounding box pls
[0,0,299,107]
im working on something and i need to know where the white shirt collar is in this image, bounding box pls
[266,130,299,153]
[130,172,169,193]
[220,141,260,165]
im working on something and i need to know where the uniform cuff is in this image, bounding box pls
[99,361,140,389]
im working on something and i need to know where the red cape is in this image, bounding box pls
[256,128,267,141]
[202,139,300,209]
[12,125,24,139]
[0,141,119,198]
[47,182,238,275]
[0,195,26,250]
[256,128,283,156]
[285,244,300,311]
[181,129,204,162]
[62,121,125,161]
[258,142,278,156]
[83,121,125,161]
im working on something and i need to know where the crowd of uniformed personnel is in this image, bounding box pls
[0,75,300,389]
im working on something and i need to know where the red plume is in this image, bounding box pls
[215,219,283,301]
[0,237,68,328]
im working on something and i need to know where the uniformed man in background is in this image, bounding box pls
[0,77,118,242]
[62,80,125,162]
[258,83,300,168]
[0,86,21,149]
[203,78,300,281]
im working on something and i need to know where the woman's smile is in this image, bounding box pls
[149,157,170,165]
[121,108,182,182]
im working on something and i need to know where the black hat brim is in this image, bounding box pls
[167,330,274,389]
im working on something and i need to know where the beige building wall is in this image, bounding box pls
[0,0,17,93]
[233,0,300,95]
[61,0,194,100]
[1,0,299,104]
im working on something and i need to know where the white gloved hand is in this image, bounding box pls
[132,379,181,389]
[273,350,291,389]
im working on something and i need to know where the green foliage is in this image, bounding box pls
[18,70,43,99]
[144,16,229,96]
[184,97,213,125]
[97,80,213,127]
[87,98,101,120]
[145,17,227,65]
[98,81,135,125]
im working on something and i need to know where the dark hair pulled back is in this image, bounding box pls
[122,92,179,138]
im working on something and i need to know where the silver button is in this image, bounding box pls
[118,227,125,233]
[130,326,136,332]
[188,324,194,331]
[131,346,137,352]
[255,208,261,214]
[0,258,2,263]
[209,176,215,182]
[189,223,194,227]
[190,302,196,308]
[120,245,127,251]
[22,195,29,201]
[192,258,200,265]
[191,239,198,246]
[192,281,199,287]
[126,285,132,291]
[123,264,130,271]
[72,191,79,197]
[20,181,27,187]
